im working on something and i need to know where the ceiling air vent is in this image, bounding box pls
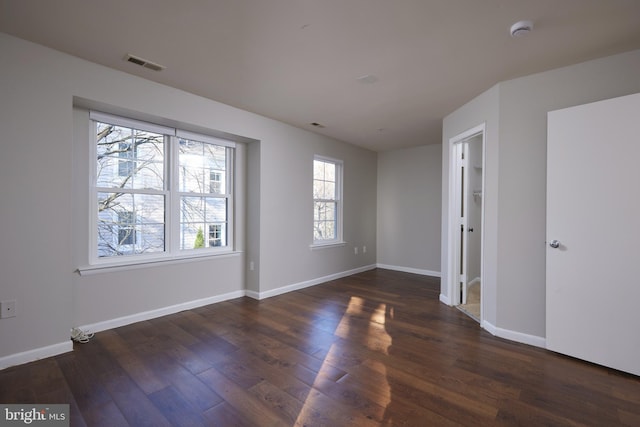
[124,54,165,71]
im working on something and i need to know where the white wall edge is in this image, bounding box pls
[0,341,73,371]
[249,264,377,300]
[376,264,441,278]
[78,290,246,333]
[439,294,451,306]
[482,320,546,349]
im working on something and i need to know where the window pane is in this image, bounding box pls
[314,220,336,241]
[325,221,336,239]
[313,181,325,200]
[180,222,227,249]
[96,123,164,190]
[205,198,227,222]
[179,140,205,193]
[313,160,325,179]
[324,182,335,199]
[325,202,336,220]
[208,224,225,247]
[179,139,227,194]
[315,201,336,221]
[97,192,165,257]
[180,196,228,250]
[324,162,336,181]
[181,196,205,223]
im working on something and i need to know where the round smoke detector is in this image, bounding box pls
[510,20,534,37]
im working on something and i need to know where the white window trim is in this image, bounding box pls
[310,155,344,248]
[77,251,242,276]
[88,111,236,268]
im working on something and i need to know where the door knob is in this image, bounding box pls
[549,240,561,248]
[468,227,474,232]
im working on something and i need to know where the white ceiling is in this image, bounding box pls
[2,1,640,151]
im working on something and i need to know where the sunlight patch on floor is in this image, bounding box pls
[294,296,392,426]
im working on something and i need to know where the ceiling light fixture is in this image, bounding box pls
[510,20,534,37]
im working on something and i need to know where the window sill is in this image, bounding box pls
[77,251,242,276]
[309,241,347,250]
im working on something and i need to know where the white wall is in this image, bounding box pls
[377,145,442,275]
[0,33,377,367]
[442,49,640,344]
[256,129,377,296]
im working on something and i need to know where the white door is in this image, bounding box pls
[547,92,640,376]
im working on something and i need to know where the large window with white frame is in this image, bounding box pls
[313,155,343,245]
[92,111,234,263]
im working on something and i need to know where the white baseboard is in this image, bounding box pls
[439,294,451,306]
[78,290,246,334]
[376,263,441,278]
[482,320,546,349]
[244,290,260,300]
[248,264,377,300]
[0,341,73,371]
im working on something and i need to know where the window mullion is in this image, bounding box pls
[168,135,179,255]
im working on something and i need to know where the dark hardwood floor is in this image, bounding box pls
[1,269,638,426]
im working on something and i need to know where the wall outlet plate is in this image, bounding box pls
[1,300,16,319]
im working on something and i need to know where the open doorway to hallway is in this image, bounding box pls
[448,126,484,323]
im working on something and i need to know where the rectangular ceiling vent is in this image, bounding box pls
[124,54,165,71]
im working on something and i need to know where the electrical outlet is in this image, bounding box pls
[249,261,255,271]
[363,246,367,254]
[1,300,16,319]
[354,247,358,255]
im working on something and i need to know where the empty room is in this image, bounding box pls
[1,1,639,426]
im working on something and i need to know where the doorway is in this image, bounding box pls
[448,125,484,322]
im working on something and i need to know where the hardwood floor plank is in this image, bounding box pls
[98,331,170,395]
[1,268,638,426]
[148,386,207,427]
[203,402,256,427]
[618,408,640,426]
[494,398,586,427]
[100,371,172,427]
[55,353,113,412]
[197,366,290,427]
[248,380,306,425]
[81,401,129,427]
[142,350,224,412]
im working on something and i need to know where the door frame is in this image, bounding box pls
[447,124,486,315]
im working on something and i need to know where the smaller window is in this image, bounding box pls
[209,224,222,247]
[210,171,222,193]
[313,156,343,244]
[118,141,136,177]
